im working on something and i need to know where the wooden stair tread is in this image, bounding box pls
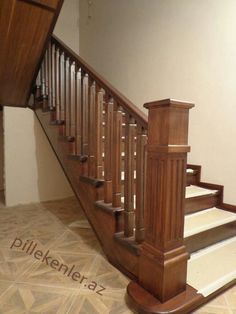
[101,169,198,181]
[185,185,218,198]
[187,236,236,297]
[184,207,236,237]
[119,185,219,209]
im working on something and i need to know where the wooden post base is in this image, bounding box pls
[126,281,203,314]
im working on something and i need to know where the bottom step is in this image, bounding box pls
[127,236,236,313]
[187,236,236,297]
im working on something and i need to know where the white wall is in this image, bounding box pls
[54,0,80,53]
[4,108,73,206]
[79,0,236,204]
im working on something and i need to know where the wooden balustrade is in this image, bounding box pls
[36,35,194,306]
[38,36,150,237]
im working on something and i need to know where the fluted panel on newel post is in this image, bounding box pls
[139,99,194,303]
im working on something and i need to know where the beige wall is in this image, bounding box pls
[79,0,236,204]
[54,0,80,53]
[4,108,73,206]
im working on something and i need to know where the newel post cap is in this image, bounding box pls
[144,98,195,110]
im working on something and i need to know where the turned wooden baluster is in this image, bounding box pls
[59,52,65,122]
[75,69,82,156]
[51,44,56,109]
[47,42,52,109]
[81,73,89,158]
[44,48,49,102]
[41,59,46,99]
[65,57,71,137]
[124,115,136,237]
[112,102,123,208]
[88,81,96,177]
[104,97,114,203]
[135,125,147,243]
[70,62,76,152]
[35,70,41,99]
[94,87,104,179]
[138,99,194,302]
[41,56,48,110]
[55,48,60,121]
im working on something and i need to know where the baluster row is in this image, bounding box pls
[37,42,147,243]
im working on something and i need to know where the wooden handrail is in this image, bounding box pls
[51,35,148,129]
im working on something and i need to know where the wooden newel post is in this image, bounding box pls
[139,99,194,302]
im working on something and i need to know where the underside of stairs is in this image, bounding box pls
[30,36,236,313]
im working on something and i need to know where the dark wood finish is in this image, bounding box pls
[127,281,203,314]
[0,0,63,107]
[127,278,236,314]
[65,58,71,137]
[21,0,59,10]
[112,103,123,208]
[81,73,89,157]
[220,202,236,213]
[185,193,221,214]
[35,106,139,279]
[135,125,147,243]
[187,164,201,185]
[51,35,148,129]
[114,232,140,256]
[51,43,56,108]
[55,48,60,120]
[59,52,65,121]
[104,98,114,203]
[185,220,236,253]
[75,69,82,155]
[139,99,194,302]
[88,82,96,177]
[33,37,236,314]
[124,115,136,237]
[94,88,104,178]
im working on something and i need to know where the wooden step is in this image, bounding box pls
[185,184,222,214]
[120,185,220,210]
[187,236,236,297]
[114,206,236,256]
[100,168,199,181]
[184,207,236,253]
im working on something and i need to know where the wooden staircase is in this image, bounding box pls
[30,36,236,313]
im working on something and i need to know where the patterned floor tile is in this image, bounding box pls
[0,197,235,313]
[50,229,102,255]
[0,283,74,314]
